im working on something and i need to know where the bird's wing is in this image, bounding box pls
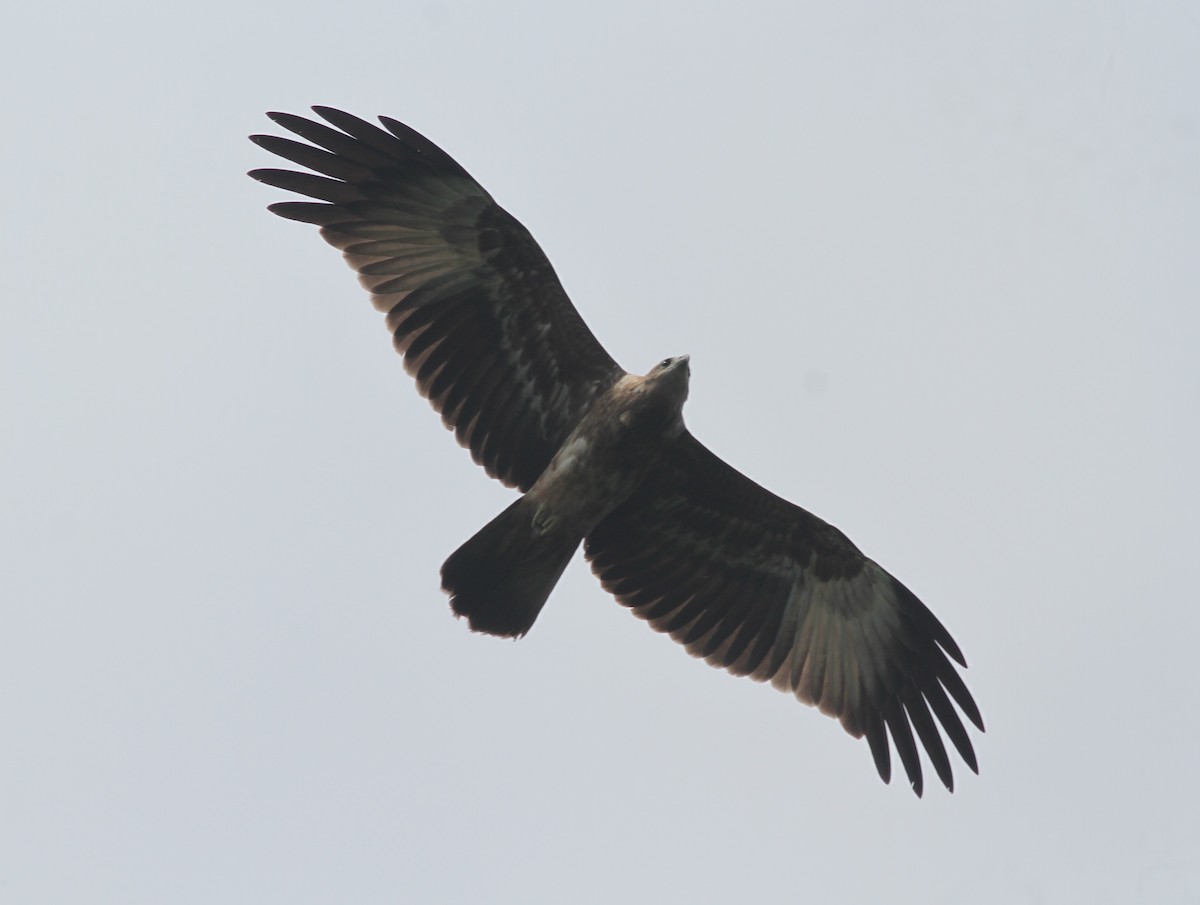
[585,431,983,795]
[250,107,624,491]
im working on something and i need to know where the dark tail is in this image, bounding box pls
[441,498,581,638]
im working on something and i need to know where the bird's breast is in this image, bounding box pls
[526,390,683,536]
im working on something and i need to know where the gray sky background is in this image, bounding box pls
[3,2,1198,902]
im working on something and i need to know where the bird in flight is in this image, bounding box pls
[250,107,983,795]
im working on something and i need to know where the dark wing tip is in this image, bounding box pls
[885,699,925,797]
[971,708,986,733]
[941,635,968,668]
[263,110,315,133]
[947,675,986,732]
[263,201,335,224]
[864,711,892,785]
[311,105,362,126]
[246,166,285,185]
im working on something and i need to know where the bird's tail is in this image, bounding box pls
[441,497,581,638]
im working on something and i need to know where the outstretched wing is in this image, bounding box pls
[585,431,983,795]
[250,107,624,491]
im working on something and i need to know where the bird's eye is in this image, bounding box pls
[659,358,673,369]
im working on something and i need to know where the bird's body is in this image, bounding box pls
[527,359,690,536]
[443,357,691,638]
[251,108,984,795]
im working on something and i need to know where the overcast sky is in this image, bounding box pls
[3,1,1198,902]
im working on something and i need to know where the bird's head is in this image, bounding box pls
[646,354,691,407]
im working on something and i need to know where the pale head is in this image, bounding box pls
[645,354,691,408]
